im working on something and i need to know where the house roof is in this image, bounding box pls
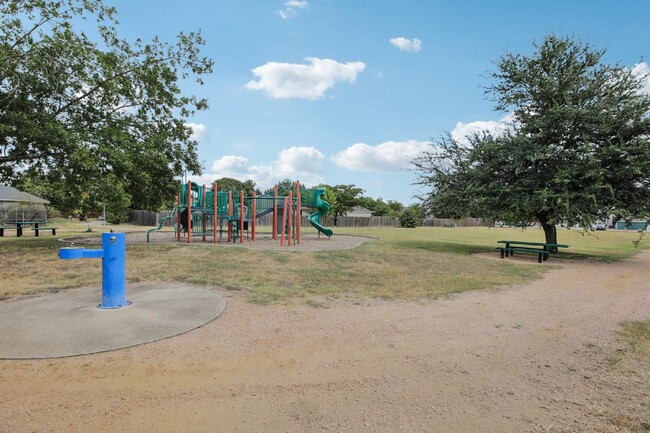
[0,184,49,204]
[347,206,373,217]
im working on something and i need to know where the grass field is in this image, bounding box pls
[1,219,647,303]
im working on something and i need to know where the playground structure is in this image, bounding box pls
[147,181,333,245]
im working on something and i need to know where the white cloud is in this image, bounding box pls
[246,57,366,100]
[631,62,650,96]
[389,37,422,53]
[212,155,250,174]
[286,0,308,7]
[332,140,430,172]
[185,122,208,143]
[451,114,514,145]
[200,146,325,189]
[278,0,309,19]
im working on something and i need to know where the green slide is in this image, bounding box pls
[308,188,333,237]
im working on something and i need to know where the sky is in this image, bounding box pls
[106,0,650,204]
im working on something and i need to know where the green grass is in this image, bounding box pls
[334,226,650,261]
[1,223,647,302]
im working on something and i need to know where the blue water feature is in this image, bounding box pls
[58,232,128,309]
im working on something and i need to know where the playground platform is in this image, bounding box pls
[0,284,225,359]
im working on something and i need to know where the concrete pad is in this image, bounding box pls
[0,284,225,359]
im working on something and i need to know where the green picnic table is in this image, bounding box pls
[496,240,570,263]
[1,221,52,237]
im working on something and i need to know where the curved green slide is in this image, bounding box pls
[308,188,333,237]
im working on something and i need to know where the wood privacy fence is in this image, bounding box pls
[129,210,173,227]
[422,218,488,227]
[257,214,400,228]
[129,210,399,228]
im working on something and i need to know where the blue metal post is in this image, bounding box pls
[100,232,127,308]
[58,232,128,309]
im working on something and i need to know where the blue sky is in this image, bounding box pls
[107,0,650,204]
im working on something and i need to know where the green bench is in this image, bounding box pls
[496,240,570,263]
[496,246,550,263]
[31,227,58,237]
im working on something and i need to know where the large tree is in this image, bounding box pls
[215,177,261,196]
[358,197,404,217]
[414,35,650,246]
[319,184,364,218]
[0,0,213,218]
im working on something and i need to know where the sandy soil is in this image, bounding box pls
[1,248,649,432]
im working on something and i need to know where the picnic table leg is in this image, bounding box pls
[537,253,543,263]
[500,249,505,258]
[0,228,3,237]
[34,228,39,237]
[17,225,22,237]
[52,228,57,235]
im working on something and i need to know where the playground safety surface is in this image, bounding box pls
[0,284,225,359]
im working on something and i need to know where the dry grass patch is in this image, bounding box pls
[609,320,650,372]
[0,239,102,299]
[115,238,543,304]
[606,320,650,432]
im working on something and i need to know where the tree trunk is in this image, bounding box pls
[538,214,558,252]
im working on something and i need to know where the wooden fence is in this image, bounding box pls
[129,210,173,227]
[255,214,399,228]
[422,218,488,227]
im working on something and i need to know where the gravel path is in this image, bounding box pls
[1,250,648,432]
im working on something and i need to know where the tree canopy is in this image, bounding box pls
[215,178,261,197]
[318,184,364,217]
[358,197,404,217]
[414,34,650,244]
[264,178,301,197]
[0,0,213,219]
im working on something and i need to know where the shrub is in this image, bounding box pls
[400,204,425,228]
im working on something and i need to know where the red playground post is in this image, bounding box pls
[251,192,257,241]
[272,186,278,240]
[202,184,207,242]
[287,191,293,247]
[295,180,301,244]
[176,193,181,241]
[239,190,244,244]
[296,191,301,244]
[187,180,192,244]
[213,182,218,243]
[227,191,233,243]
[280,196,287,246]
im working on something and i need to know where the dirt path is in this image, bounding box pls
[1,251,649,432]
